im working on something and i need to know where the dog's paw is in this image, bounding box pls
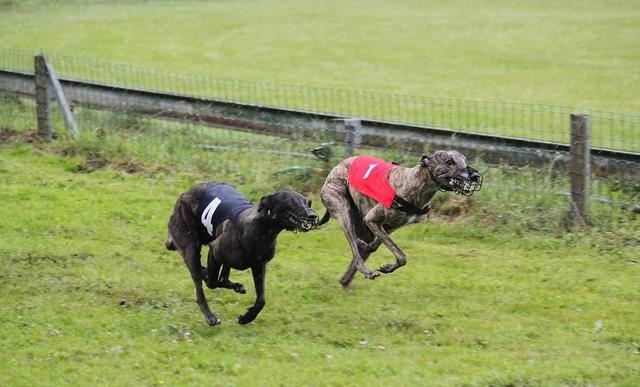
[219,279,246,294]
[205,315,222,326]
[378,264,397,273]
[238,313,256,325]
[364,271,381,280]
[238,303,264,325]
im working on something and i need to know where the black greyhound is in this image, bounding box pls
[166,182,318,326]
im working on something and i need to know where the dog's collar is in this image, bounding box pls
[391,195,431,216]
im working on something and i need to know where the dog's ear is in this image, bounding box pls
[420,154,432,167]
[258,194,274,217]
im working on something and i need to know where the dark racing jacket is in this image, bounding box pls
[196,183,253,244]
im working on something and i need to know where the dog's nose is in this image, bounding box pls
[467,168,483,193]
[466,167,481,182]
[305,208,319,223]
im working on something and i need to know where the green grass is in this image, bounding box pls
[1,1,639,385]
[1,131,639,386]
[1,0,639,114]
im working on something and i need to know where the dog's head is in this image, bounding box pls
[259,189,318,232]
[421,150,483,196]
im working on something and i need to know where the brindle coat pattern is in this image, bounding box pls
[166,183,318,326]
[319,150,482,288]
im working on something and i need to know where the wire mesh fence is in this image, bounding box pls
[2,48,639,153]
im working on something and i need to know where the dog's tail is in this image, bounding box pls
[316,210,331,227]
[165,232,177,251]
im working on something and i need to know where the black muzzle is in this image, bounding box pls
[436,166,483,196]
[456,167,482,196]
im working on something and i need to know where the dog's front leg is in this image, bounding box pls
[363,211,407,274]
[217,265,247,294]
[238,262,267,325]
[203,249,222,289]
[204,250,245,293]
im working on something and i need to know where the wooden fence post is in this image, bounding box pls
[34,54,54,139]
[569,114,591,228]
[34,53,79,139]
[343,118,361,157]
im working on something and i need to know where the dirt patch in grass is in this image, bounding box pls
[0,127,46,144]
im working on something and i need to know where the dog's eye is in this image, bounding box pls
[446,159,456,166]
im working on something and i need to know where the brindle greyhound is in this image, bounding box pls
[166,182,318,326]
[318,151,482,288]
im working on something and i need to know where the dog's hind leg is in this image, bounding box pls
[183,246,221,326]
[340,237,383,287]
[321,174,380,285]
[323,212,380,285]
[339,221,380,287]
[165,231,177,251]
[334,210,381,283]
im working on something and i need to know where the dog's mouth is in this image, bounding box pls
[436,169,483,196]
[283,211,318,232]
[448,176,482,196]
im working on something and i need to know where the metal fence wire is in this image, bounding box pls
[1,48,639,154]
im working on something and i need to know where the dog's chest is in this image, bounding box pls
[213,225,277,270]
[240,232,276,260]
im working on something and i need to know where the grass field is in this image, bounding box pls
[1,128,639,386]
[1,1,639,386]
[1,0,639,114]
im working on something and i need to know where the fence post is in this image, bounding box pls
[568,114,591,228]
[343,118,362,157]
[45,59,79,138]
[34,54,54,139]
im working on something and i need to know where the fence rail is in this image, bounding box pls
[2,67,639,179]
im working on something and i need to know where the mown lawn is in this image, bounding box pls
[1,141,638,386]
[1,0,638,113]
[1,1,639,385]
